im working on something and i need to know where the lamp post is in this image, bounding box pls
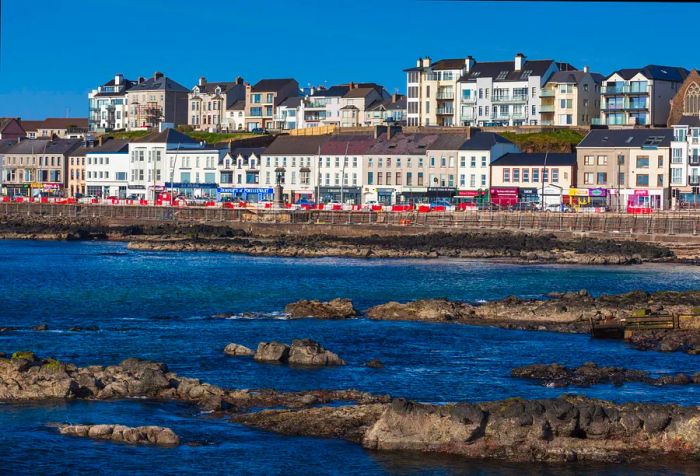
[274,166,285,208]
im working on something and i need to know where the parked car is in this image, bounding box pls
[250,128,269,135]
[509,202,538,212]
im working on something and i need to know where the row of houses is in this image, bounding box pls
[88,73,406,133]
[405,53,691,128]
[3,120,700,211]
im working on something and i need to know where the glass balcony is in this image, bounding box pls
[540,105,555,113]
[436,92,454,100]
[461,95,477,104]
[492,95,528,103]
[540,90,555,98]
[436,107,454,115]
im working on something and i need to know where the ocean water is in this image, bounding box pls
[1,239,700,475]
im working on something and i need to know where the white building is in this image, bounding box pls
[217,147,267,201]
[456,131,519,197]
[85,139,130,198]
[671,116,700,206]
[165,147,225,199]
[88,74,133,132]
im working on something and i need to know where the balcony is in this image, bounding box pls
[461,96,477,104]
[690,157,700,166]
[492,95,528,104]
[602,85,651,95]
[540,90,555,98]
[436,92,454,100]
[436,107,454,115]
[689,176,700,186]
[540,105,555,113]
[304,101,326,109]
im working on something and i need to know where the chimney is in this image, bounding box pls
[514,53,525,72]
[465,56,475,73]
[154,71,164,80]
[138,76,145,84]
[425,57,431,68]
[391,92,398,103]
[115,73,123,86]
[583,65,590,73]
[235,76,243,85]
[416,57,422,68]
[198,76,207,87]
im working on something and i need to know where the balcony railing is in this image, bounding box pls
[436,107,454,115]
[602,85,651,95]
[540,105,555,113]
[304,101,326,109]
[690,157,700,166]
[540,90,555,97]
[461,96,477,104]
[492,95,528,103]
[689,175,700,186]
[436,92,455,100]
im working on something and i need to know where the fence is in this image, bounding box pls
[5,202,700,238]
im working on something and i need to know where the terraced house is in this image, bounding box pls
[245,78,299,131]
[188,76,246,132]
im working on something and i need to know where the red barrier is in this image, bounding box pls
[432,205,446,212]
[205,201,216,207]
[1,196,10,203]
[125,199,134,206]
[237,201,247,208]
[111,198,119,205]
[66,198,76,204]
[14,197,24,203]
[371,205,383,212]
[90,198,98,204]
[40,197,48,203]
[418,205,431,213]
[331,204,342,211]
[299,204,312,210]
[264,203,272,209]
[139,199,148,206]
[222,202,234,209]
[391,205,412,212]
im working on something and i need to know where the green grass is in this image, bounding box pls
[11,351,36,361]
[42,358,63,372]
[500,130,585,153]
[102,129,261,144]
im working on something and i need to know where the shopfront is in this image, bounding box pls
[164,182,216,199]
[626,189,663,213]
[519,188,539,204]
[541,184,565,208]
[217,187,273,202]
[456,189,489,209]
[376,188,395,205]
[4,183,30,197]
[490,187,519,206]
[568,187,609,212]
[318,186,361,204]
[31,182,63,197]
[399,187,428,204]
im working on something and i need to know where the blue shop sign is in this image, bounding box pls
[166,182,218,189]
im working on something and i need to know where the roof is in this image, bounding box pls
[280,97,302,108]
[0,118,21,132]
[94,76,134,96]
[386,96,407,111]
[0,139,18,154]
[491,152,577,167]
[132,128,200,145]
[129,75,188,92]
[85,139,129,154]
[263,135,330,155]
[577,129,674,148]
[431,58,468,71]
[459,59,556,82]
[460,131,514,150]
[548,70,602,84]
[310,85,350,97]
[228,99,246,111]
[367,132,442,155]
[19,120,42,132]
[320,135,376,155]
[675,116,700,127]
[38,118,88,130]
[606,65,689,82]
[5,138,82,155]
[343,87,378,99]
[251,78,296,92]
[231,147,265,158]
[427,134,470,150]
[194,81,243,94]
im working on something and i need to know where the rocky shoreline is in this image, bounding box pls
[5,352,700,463]
[0,215,677,265]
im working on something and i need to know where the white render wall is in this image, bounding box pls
[85,151,130,197]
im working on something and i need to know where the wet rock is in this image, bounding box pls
[32,324,49,331]
[224,343,254,356]
[58,424,179,446]
[253,342,290,363]
[285,298,358,319]
[367,359,384,368]
[0,327,19,333]
[69,326,99,332]
[287,339,345,366]
[366,299,472,322]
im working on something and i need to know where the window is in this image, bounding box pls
[657,174,664,187]
[460,156,466,167]
[395,172,402,185]
[406,172,413,186]
[671,168,683,184]
[532,168,539,183]
[417,172,424,186]
[636,174,649,187]
[481,174,486,186]
[672,148,683,164]
[503,168,510,182]
[469,174,475,187]
[481,156,487,167]
[512,168,520,182]
[551,169,559,183]
[460,174,466,186]
[584,172,594,185]
[385,173,391,185]
[367,172,374,185]
[470,157,476,168]
[657,155,664,168]
[522,169,529,183]
[597,155,607,166]
[636,156,649,168]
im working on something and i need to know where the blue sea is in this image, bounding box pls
[1,239,700,475]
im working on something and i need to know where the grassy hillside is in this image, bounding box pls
[500,129,585,153]
[103,129,261,144]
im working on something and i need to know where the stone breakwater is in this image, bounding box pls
[0,214,676,265]
[512,362,700,387]
[234,395,700,464]
[57,424,179,446]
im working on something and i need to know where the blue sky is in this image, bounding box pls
[0,0,698,119]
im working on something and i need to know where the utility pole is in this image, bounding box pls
[540,150,548,210]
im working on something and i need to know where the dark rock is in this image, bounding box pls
[288,339,345,366]
[285,298,358,319]
[253,342,290,363]
[32,324,49,331]
[367,359,384,368]
[58,424,179,446]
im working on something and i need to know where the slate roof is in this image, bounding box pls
[0,139,18,153]
[548,70,602,84]
[132,128,200,145]
[0,118,21,132]
[94,76,134,96]
[343,87,378,99]
[310,85,350,97]
[459,59,557,82]
[19,120,42,132]
[386,96,407,111]
[459,131,514,150]
[5,138,82,155]
[262,135,330,155]
[431,58,468,71]
[129,75,188,92]
[367,133,441,155]
[84,139,129,154]
[251,78,296,92]
[606,65,689,82]
[427,134,470,150]
[194,81,243,94]
[577,129,674,148]
[675,116,700,127]
[228,99,246,111]
[231,147,265,159]
[280,97,302,108]
[491,153,577,167]
[39,118,88,130]
[320,135,376,155]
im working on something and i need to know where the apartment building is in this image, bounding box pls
[89,74,133,132]
[217,147,266,201]
[2,138,81,197]
[490,153,576,206]
[540,68,602,126]
[165,146,225,199]
[404,57,467,127]
[126,72,189,130]
[0,118,26,140]
[668,70,700,206]
[259,135,328,202]
[339,86,387,127]
[274,97,302,130]
[576,129,673,210]
[600,65,688,127]
[365,94,407,126]
[85,139,130,198]
[188,76,246,131]
[456,132,519,203]
[299,85,351,128]
[127,128,203,199]
[245,78,299,131]
[318,135,375,203]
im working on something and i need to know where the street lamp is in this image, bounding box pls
[274,166,285,208]
[540,151,548,210]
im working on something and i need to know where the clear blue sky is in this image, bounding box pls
[0,0,698,119]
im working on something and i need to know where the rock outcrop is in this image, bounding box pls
[253,342,290,363]
[236,395,700,463]
[224,343,254,356]
[285,298,358,319]
[253,340,345,366]
[512,362,700,387]
[58,424,179,446]
[288,339,345,366]
[628,329,700,355]
[366,299,473,322]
